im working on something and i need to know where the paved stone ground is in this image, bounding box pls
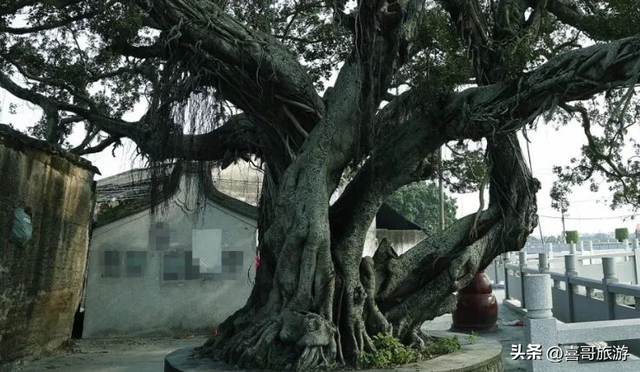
[2,336,208,372]
[422,288,527,372]
[5,288,526,372]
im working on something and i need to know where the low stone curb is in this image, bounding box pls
[165,330,502,372]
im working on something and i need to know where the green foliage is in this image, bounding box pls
[0,0,639,214]
[550,96,640,211]
[421,336,460,357]
[580,0,640,40]
[360,334,417,369]
[615,228,629,242]
[387,182,457,232]
[467,331,478,345]
[550,182,570,214]
[406,5,473,96]
[442,146,487,194]
[565,230,579,244]
[359,334,460,369]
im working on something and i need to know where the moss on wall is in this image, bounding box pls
[0,126,96,364]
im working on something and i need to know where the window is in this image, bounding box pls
[149,222,171,251]
[103,251,121,277]
[222,251,243,273]
[125,251,147,278]
[163,252,184,281]
[221,251,243,280]
[185,251,200,280]
[162,250,203,281]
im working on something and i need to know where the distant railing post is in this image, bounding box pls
[564,254,577,276]
[524,274,557,372]
[586,240,594,265]
[547,243,554,259]
[623,239,631,264]
[538,253,549,273]
[602,257,619,320]
[565,254,577,322]
[579,240,584,253]
[520,251,527,308]
[570,243,577,255]
[633,241,640,285]
[503,253,510,300]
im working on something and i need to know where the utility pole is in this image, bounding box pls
[561,199,567,242]
[538,220,545,244]
[439,147,445,231]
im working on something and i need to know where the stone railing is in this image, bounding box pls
[495,250,640,309]
[486,242,640,292]
[524,239,640,254]
[524,274,640,371]
[491,247,640,367]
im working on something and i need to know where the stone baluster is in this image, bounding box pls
[519,251,527,308]
[524,274,557,372]
[602,257,619,320]
[565,254,577,322]
[538,253,549,273]
[633,240,640,285]
[503,253,510,300]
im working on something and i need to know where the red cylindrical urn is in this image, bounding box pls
[451,270,498,331]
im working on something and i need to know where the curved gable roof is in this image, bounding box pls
[94,163,257,227]
[376,203,424,231]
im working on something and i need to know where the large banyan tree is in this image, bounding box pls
[2,0,640,369]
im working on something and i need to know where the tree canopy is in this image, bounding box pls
[387,182,457,232]
[2,0,640,370]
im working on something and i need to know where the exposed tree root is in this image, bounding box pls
[200,310,338,371]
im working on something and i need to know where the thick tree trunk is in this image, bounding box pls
[198,130,538,370]
[142,2,542,370]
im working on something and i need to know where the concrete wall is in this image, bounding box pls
[0,127,96,363]
[83,173,257,338]
[376,229,427,256]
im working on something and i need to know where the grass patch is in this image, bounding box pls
[468,331,478,344]
[359,333,460,369]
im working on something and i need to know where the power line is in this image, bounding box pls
[538,214,638,221]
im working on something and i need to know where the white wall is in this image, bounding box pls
[83,174,257,338]
[376,229,427,256]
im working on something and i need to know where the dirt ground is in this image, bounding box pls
[2,335,208,372]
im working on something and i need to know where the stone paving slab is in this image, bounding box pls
[2,336,208,372]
